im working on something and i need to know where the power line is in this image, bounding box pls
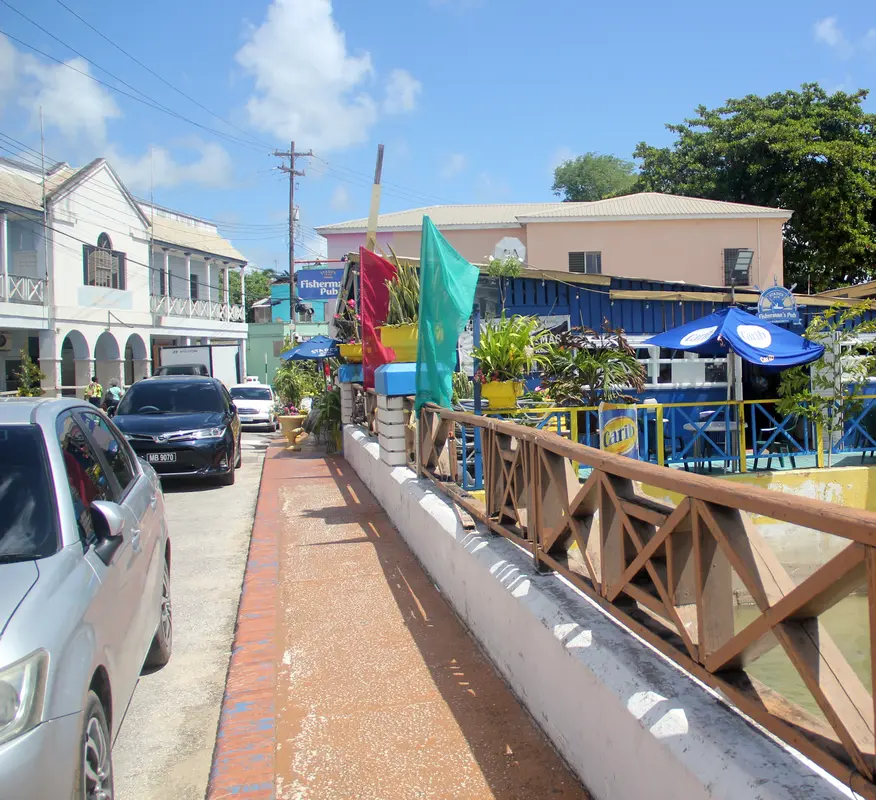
[0,27,268,154]
[51,0,274,152]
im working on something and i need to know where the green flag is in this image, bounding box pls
[415,217,479,412]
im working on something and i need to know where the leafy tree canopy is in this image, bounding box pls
[229,268,273,322]
[633,83,876,291]
[552,152,637,202]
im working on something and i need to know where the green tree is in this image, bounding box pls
[634,83,876,291]
[552,152,637,201]
[15,350,45,396]
[229,268,273,322]
[777,301,876,466]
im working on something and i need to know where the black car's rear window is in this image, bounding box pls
[0,426,59,560]
[117,381,225,415]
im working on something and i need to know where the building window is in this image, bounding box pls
[569,251,602,274]
[724,248,754,286]
[83,233,126,289]
[190,274,199,301]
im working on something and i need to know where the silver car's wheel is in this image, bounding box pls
[145,559,172,669]
[82,691,113,800]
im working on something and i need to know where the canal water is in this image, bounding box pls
[734,596,870,718]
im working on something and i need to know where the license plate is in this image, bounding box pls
[239,416,253,423]
[147,453,177,463]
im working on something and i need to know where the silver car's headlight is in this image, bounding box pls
[0,650,49,745]
[190,427,224,440]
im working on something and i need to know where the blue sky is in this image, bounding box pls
[0,0,874,271]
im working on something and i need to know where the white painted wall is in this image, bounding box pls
[344,426,853,800]
[51,163,153,329]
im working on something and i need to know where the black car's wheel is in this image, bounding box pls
[76,690,114,800]
[220,441,237,485]
[144,559,172,670]
[235,435,242,468]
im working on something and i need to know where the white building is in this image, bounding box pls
[0,156,248,396]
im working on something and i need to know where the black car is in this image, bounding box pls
[113,376,242,484]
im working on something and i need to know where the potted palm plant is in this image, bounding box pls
[335,298,362,362]
[540,323,645,443]
[377,260,420,362]
[471,315,549,409]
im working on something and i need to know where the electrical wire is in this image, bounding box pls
[51,0,275,152]
[0,28,268,154]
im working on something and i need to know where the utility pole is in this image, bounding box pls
[273,141,312,330]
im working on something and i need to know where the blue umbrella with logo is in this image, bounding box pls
[279,335,340,361]
[643,307,824,368]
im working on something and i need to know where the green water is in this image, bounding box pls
[734,596,871,719]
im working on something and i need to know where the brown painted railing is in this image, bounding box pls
[416,402,876,796]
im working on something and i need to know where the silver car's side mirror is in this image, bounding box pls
[90,501,126,566]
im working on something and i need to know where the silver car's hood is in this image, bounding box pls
[0,561,39,636]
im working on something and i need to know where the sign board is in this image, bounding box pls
[757,284,799,324]
[457,315,570,376]
[598,402,639,459]
[297,268,344,301]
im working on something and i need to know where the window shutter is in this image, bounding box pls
[82,245,93,284]
[568,252,586,273]
[117,253,126,290]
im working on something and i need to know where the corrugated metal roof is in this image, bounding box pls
[0,158,248,263]
[0,164,79,211]
[316,193,792,234]
[314,202,564,233]
[518,192,792,220]
[148,214,247,263]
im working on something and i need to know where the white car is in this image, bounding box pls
[229,384,278,430]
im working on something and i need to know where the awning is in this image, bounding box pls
[643,307,824,368]
[279,335,339,361]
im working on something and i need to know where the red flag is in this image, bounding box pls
[360,247,396,389]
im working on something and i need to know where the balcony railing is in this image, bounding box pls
[151,294,245,322]
[1,274,45,305]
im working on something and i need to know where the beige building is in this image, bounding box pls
[315,192,792,288]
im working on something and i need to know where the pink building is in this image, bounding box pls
[315,193,792,287]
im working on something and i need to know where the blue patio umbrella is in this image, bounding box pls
[643,307,824,368]
[279,335,340,361]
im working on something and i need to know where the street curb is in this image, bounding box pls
[206,445,281,800]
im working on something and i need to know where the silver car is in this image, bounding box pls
[0,398,172,800]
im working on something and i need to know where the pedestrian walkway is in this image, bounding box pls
[208,442,591,799]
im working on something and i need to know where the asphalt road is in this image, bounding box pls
[113,430,275,800]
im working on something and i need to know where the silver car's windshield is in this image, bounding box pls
[0,425,59,561]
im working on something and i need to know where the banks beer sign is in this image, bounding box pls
[598,402,639,459]
[296,268,344,301]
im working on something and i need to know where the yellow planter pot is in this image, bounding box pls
[279,414,308,451]
[480,380,523,410]
[338,343,363,363]
[378,323,418,362]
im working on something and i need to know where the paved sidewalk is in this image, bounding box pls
[209,444,590,799]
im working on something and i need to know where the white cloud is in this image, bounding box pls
[21,55,120,142]
[384,69,421,114]
[109,140,234,191]
[236,0,420,151]
[0,35,17,95]
[441,152,467,180]
[330,184,351,211]
[814,17,854,58]
[864,28,876,51]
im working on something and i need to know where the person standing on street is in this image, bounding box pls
[103,378,124,416]
[84,375,103,407]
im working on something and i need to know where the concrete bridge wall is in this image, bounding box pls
[344,426,852,800]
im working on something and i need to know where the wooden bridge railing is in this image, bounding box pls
[417,402,876,796]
